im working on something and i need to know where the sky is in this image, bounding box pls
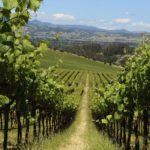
[1,0,150,31]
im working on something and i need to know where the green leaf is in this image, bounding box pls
[37,42,48,52]
[8,53,14,64]
[7,35,14,42]
[106,115,112,121]
[118,104,124,112]
[0,95,10,107]
[19,11,29,23]
[14,50,22,57]
[28,0,41,11]
[134,110,139,118]
[95,119,100,123]
[114,112,121,120]
[14,39,20,45]
[2,0,18,9]
[101,118,108,124]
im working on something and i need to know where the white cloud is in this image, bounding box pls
[29,11,150,31]
[131,22,150,28]
[31,11,50,22]
[114,18,131,23]
[52,13,76,21]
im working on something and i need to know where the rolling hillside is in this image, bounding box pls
[40,49,120,74]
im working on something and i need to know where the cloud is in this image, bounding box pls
[114,18,131,23]
[30,11,150,31]
[131,22,150,28]
[52,13,76,21]
[30,11,50,22]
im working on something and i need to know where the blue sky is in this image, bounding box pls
[0,0,150,31]
[32,0,150,31]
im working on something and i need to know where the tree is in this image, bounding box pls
[0,0,44,149]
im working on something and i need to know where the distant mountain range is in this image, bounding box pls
[26,20,149,43]
[28,20,135,33]
[28,20,104,32]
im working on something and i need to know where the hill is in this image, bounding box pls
[40,50,120,74]
[26,20,146,43]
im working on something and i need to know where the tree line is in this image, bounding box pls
[31,37,135,66]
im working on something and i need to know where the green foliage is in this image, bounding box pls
[91,43,150,126]
[0,1,80,149]
[0,95,9,107]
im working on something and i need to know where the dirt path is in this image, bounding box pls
[59,75,89,150]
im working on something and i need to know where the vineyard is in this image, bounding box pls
[0,68,83,147]
[90,45,150,150]
[0,0,150,150]
[0,67,116,149]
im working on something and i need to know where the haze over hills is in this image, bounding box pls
[28,20,106,32]
[28,20,132,33]
[26,20,148,43]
